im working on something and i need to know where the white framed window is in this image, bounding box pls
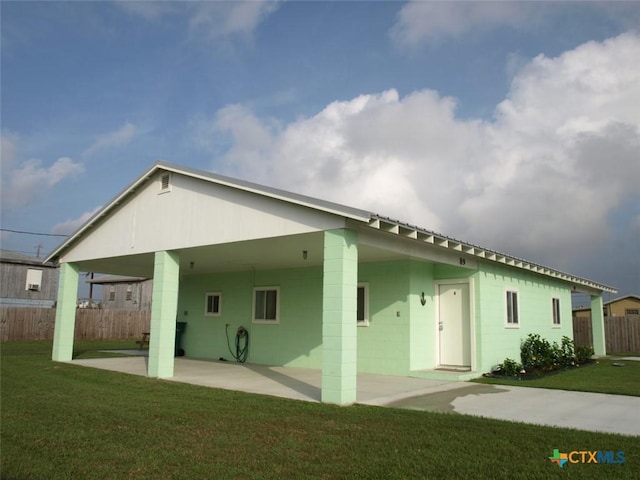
[552,297,561,327]
[108,285,115,301]
[126,284,133,301]
[205,292,222,317]
[357,283,369,326]
[253,287,279,324]
[25,269,43,291]
[506,290,519,327]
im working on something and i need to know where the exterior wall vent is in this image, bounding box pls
[160,173,172,193]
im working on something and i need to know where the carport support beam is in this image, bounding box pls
[52,262,80,362]
[321,229,358,405]
[148,250,180,378]
[590,294,606,356]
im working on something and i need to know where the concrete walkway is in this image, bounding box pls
[71,355,640,437]
[390,383,640,436]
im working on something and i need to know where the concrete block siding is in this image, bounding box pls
[169,255,580,379]
[178,259,431,376]
[474,262,574,373]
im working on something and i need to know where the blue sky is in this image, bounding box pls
[1,1,639,302]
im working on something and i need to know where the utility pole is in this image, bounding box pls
[35,244,42,258]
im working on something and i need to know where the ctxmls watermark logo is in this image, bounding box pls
[549,449,625,468]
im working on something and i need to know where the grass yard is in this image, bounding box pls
[2,341,639,480]
[473,358,640,396]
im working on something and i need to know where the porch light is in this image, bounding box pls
[302,250,308,260]
[420,292,426,306]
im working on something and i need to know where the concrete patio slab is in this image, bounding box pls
[70,356,468,405]
[69,355,640,436]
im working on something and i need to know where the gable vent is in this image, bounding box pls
[160,173,171,192]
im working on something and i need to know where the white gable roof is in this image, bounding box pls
[46,161,616,294]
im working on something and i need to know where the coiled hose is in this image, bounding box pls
[225,324,249,363]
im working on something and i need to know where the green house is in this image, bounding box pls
[46,162,615,405]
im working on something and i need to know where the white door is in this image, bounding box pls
[438,283,471,367]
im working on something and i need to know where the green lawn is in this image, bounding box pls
[2,341,639,480]
[473,358,640,396]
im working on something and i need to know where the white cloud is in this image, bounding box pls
[52,206,101,236]
[188,1,280,41]
[82,122,136,158]
[116,1,280,42]
[1,156,85,209]
[389,1,542,47]
[114,1,177,21]
[461,32,640,260]
[389,2,640,48]
[204,32,640,270]
[0,131,18,170]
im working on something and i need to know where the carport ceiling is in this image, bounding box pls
[76,231,411,277]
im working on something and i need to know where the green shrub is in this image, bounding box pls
[495,335,590,378]
[558,336,575,367]
[575,344,594,365]
[520,334,555,371]
[496,358,523,377]
[521,334,579,372]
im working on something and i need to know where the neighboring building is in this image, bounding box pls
[0,249,58,308]
[46,162,615,405]
[573,294,640,319]
[87,275,152,310]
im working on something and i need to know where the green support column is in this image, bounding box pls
[52,262,80,362]
[148,250,180,378]
[591,295,606,356]
[322,229,358,405]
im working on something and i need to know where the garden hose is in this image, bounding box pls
[225,324,249,363]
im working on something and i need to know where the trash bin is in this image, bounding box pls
[175,321,187,357]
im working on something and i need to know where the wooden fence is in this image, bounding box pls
[573,315,640,354]
[0,307,150,342]
[3,307,639,353]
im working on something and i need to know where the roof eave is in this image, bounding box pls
[44,163,161,264]
[367,215,617,294]
[44,162,616,295]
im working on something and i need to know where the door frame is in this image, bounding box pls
[434,279,476,371]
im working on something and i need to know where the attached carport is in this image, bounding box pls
[46,162,444,406]
[50,227,363,405]
[49,221,465,404]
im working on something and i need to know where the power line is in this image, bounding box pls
[2,248,44,255]
[0,228,69,238]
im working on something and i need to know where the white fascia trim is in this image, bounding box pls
[366,215,617,294]
[156,161,372,223]
[44,164,158,264]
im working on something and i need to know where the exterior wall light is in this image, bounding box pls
[420,291,427,306]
